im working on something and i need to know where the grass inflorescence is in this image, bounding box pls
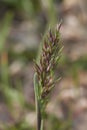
[34,23,63,130]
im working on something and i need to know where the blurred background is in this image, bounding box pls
[0,0,87,130]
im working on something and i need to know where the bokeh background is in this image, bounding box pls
[0,0,87,130]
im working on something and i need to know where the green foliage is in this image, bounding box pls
[0,0,41,18]
[48,116,72,130]
[0,12,13,52]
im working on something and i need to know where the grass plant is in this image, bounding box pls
[34,23,63,130]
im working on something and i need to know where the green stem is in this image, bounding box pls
[41,119,44,130]
[37,100,41,130]
[34,73,43,130]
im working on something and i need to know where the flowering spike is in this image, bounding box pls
[34,24,62,102]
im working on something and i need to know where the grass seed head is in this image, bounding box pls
[34,24,62,100]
